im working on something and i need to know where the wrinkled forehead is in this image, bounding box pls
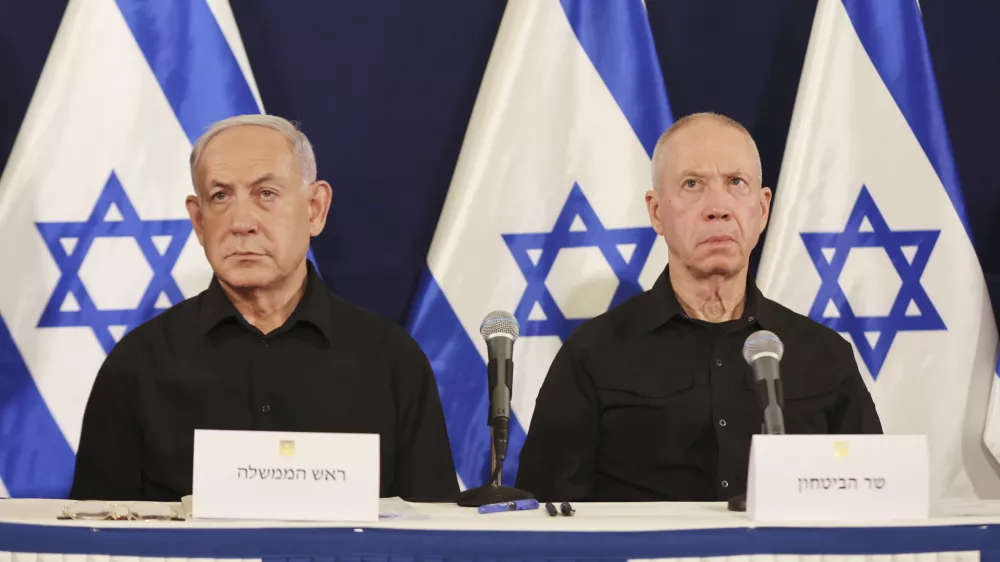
[195,126,300,185]
[664,122,760,176]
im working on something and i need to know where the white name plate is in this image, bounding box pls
[192,429,380,522]
[746,434,929,522]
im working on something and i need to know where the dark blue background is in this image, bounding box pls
[2,0,998,324]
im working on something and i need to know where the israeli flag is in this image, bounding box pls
[757,0,1000,500]
[0,0,262,498]
[406,0,672,488]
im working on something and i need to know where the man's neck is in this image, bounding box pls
[220,262,309,335]
[669,263,748,323]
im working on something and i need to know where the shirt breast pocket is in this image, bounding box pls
[595,365,697,418]
[594,365,701,458]
[780,374,841,434]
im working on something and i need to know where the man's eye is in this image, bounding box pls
[260,189,276,199]
[731,177,746,186]
[211,192,226,201]
[684,179,698,189]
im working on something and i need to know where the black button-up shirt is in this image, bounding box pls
[516,266,882,502]
[70,263,458,502]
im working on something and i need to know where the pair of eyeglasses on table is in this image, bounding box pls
[58,500,184,521]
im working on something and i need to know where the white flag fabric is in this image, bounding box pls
[987,356,1000,462]
[757,0,1000,500]
[406,0,673,488]
[0,0,263,497]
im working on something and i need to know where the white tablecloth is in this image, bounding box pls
[3,499,1000,561]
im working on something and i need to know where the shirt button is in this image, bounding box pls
[261,405,271,413]
[721,480,729,488]
[748,316,755,322]
[718,419,727,427]
[715,359,723,367]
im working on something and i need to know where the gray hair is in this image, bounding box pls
[651,112,762,191]
[189,114,317,190]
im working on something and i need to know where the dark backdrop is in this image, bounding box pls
[2,0,998,324]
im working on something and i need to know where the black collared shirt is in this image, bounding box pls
[515,266,882,502]
[70,263,458,502]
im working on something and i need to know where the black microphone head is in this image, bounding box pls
[480,310,520,341]
[742,330,784,364]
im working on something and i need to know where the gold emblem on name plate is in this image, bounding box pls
[833,441,850,459]
[279,440,295,457]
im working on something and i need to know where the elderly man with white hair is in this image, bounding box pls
[71,115,458,502]
[516,112,882,503]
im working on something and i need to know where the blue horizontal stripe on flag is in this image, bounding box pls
[560,0,674,158]
[841,0,970,240]
[115,0,260,144]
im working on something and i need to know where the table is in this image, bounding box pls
[4,499,1000,562]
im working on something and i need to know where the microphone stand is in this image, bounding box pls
[456,423,534,507]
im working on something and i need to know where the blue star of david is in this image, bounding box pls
[36,172,191,354]
[503,183,657,341]
[801,185,945,378]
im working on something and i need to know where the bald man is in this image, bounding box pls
[516,113,881,502]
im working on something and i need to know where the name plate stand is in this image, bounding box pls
[746,434,929,521]
[192,429,380,522]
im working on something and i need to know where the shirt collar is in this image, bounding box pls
[198,261,337,344]
[637,264,774,332]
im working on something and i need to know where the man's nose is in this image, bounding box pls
[703,206,732,221]
[230,194,259,234]
[702,184,733,221]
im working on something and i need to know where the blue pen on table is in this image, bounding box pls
[477,499,539,514]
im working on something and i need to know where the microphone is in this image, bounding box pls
[479,311,519,465]
[455,311,534,507]
[742,330,785,435]
[729,329,786,513]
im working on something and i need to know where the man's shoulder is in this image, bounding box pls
[327,292,409,336]
[320,290,425,356]
[764,298,858,376]
[563,288,656,348]
[759,294,845,342]
[754,293,869,403]
[110,289,208,349]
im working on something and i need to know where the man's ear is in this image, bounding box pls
[646,189,664,235]
[307,181,333,236]
[759,186,772,232]
[185,194,205,247]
